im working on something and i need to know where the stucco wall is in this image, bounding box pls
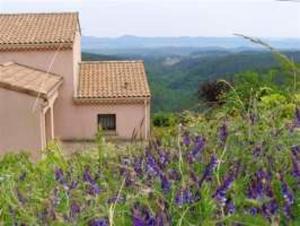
[63,103,147,140]
[0,30,150,142]
[0,88,43,158]
[0,46,76,140]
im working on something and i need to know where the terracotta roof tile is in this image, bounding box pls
[0,62,63,99]
[0,12,79,50]
[77,61,151,100]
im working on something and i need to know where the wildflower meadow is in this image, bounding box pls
[1,44,300,225]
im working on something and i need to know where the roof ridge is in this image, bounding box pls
[0,11,78,16]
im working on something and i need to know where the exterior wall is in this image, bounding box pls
[0,45,76,140]
[0,28,150,142]
[65,103,147,140]
[0,88,43,159]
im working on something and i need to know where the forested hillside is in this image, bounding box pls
[82,49,300,112]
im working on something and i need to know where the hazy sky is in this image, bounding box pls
[0,0,300,38]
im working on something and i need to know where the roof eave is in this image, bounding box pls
[73,96,151,105]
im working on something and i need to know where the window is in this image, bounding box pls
[98,114,116,131]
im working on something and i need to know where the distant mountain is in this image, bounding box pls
[82,35,300,50]
[82,47,300,113]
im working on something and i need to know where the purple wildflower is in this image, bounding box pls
[249,207,258,216]
[107,194,126,204]
[213,175,234,206]
[247,170,272,199]
[291,146,300,159]
[146,152,160,177]
[83,168,96,184]
[281,181,294,218]
[292,157,300,178]
[219,122,228,145]
[262,199,278,218]
[55,168,65,184]
[199,155,218,187]
[225,200,236,215]
[187,136,205,163]
[253,145,262,157]
[175,188,196,207]
[182,132,191,146]
[133,157,143,176]
[160,174,171,193]
[175,189,185,207]
[168,169,181,181]
[70,202,80,218]
[87,183,101,196]
[69,181,78,190]
[158,150,169,168]
[132,203,156,226]
[89,218,108,226]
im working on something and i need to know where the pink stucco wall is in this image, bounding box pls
[0,29,150,146]
[0,88,43,159]
[64,103,148,140]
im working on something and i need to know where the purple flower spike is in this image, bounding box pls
[175,190,184,208]
[83,168,96,184]
[158,150,169,168]
[281,180,294,219]
[281,182,294,205]
[168,169,181,181]
[89,218,108,226]
[132,203,156,226]
[175,188,196,207]
[213,175,234,206]
[291,146,300,160]
[55,168,65,184]
[146,152,160,177]
[219,122,228,145]
[69,181,78,190]
[249,207,258,216]
[253,145,262,157]
[262,199,278,218]
[183,132,191,146]
[225,200,236,215]
[187,136,205,163]
[107,194,126,204]
[70,202,80,218]
[292,157,300,178]
[133,157,143,176]
[199,155,218,187]
[87,183,101,196]
[160,174,171,193]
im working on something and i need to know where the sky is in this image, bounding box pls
[0,0,300,38]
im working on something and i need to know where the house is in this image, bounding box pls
[0,12,151,157]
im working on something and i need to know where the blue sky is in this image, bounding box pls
[0,0,299,38]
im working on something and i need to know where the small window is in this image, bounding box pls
[98,114,116,131]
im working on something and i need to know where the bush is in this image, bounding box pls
[152,112,177,127]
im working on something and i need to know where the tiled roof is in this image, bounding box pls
[0,62,63,99]
[0,12,79,50]
[77,61,151,100]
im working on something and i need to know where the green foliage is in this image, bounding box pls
[152,112,177,127]
[83,49,300,113]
